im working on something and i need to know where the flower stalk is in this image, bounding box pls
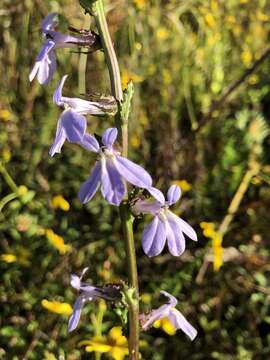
[91,1,139,358]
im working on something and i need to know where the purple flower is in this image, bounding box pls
[29,13,100,84]
[133,185,197,257]
[79,128,152,206]
[140,291,197,341]
[50,75,109,156]
[68,268,120,332]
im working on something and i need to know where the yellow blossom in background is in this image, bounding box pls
[51,195,70,211]
[212,235,223,272]
[204,13,217,28]
[130,135,141,149]
[154,317,176,336]
[0,109,13,121]
[1,253,17,263]
[248,74,259,85]
[46,229,72,254]
[241,50,252,67]
[121,70,143,89]
[133,0,146,10]
[162,69,172,85]
[141,293,152,304]
[200,222,223,271]
[1,149,11,162]
[257,12,269,21]
[17,185,28,196]
[156,27,170,40]
[41,299,72,315]
[172,180,192,192]
[80,326,129,360]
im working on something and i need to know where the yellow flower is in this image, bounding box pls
[141,293,152,304]
[46,229,72,254]
[1,254,17,263]
[241,50,252,67]
[80,326,129,360]
[153,317,176,336]
[162,69,172,85]
[133,0,146,10]
[1,149,11,162]
[200,221,214,230]
[51,195,70,211]
[204,13,216,28]
[156,27,170,40]
[130,135,141,149]
[121,70,143,89]
[172,180,192,192]
[257,12,269,21]
[0,109,13,121]
[248,74,258,85]
[201,222,223,271]
[41,299,72,315]
[212,235,223,271]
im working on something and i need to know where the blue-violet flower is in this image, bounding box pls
[140,290,197,341]
[79,127,152,206]
[29,13,99,84]
[133,185,197,257]
[68,268,120,332]
[50,75,111,156]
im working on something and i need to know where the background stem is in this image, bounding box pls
[92,1,139,358]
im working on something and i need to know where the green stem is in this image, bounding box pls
[0,162,18,193]
[119,203,139,359]
[91,1,139,359]
[93,0,123,101]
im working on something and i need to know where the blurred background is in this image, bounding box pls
[1,0,270,359]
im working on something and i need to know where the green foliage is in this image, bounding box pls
[1,0,270,359]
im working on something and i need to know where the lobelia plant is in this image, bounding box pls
[29,1,198,359]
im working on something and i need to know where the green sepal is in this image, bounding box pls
[120,81,134,124]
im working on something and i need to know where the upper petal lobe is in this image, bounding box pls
[114,155,152,189]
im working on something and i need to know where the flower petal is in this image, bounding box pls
[100,158,125,206]
[168,308,197,341]
[80,133,100,153]
[169,211,197,241]
[141,304,171,330]
[165,213,186,256]
[49,117,66,156]
[132,199,161,216]
[63,97,105,115]
[167,185,181,205]
[68,295,85,332]
[79,162,101,204]
[114,155,152,189]
[160,291,178,307]
[53,75,68,106]
[29,40,56,84]
[147,187,165,205]
[142,216,166,257]
[102,128,118,148]
[41,13,58,32]
[70,274,81,291]
[61,109,87,143]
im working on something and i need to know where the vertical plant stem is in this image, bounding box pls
[92,1,139,358]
